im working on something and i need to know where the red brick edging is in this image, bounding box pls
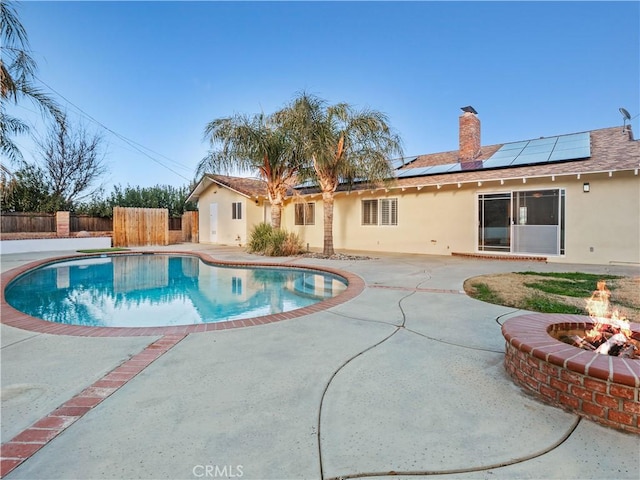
[0,251,365,337]
[0,334,187,477]
[502,313,640,434]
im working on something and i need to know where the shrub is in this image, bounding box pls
[247,222,273,254]
[247,223,303,256]
[282,231,303,256]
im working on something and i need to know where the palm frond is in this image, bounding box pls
[0,110,29,162]
[0,1,30,50]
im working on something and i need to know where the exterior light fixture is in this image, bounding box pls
[583,183,590,193]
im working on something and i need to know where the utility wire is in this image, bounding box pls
[34,75,194,181]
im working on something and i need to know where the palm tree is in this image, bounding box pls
[197,112,303,229]
[277,93,403,256]
[1,0,63,162]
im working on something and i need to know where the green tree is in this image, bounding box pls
[0,161,54,212]
[106,184,195,217]
[197,112,303,228]
[1,0,63,163]
[276,93,403,255]
[73,190,112,217]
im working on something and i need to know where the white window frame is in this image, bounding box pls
[362,199,378,225]
[232,202,242,220]
[362,198,398,226]
[380,198,398,226]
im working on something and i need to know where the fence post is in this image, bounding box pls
[56,211,70,237]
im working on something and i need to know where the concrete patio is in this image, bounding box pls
[1,245,638,479]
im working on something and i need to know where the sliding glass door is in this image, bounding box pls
[478,193,511,252]
[479,189,564,255]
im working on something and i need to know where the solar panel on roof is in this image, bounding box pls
[548,146,591,162]
[521,143,554,155]
[388,132,591,185]
[510,151,553,166]
[488,148,523,159]
[527,137,558,147]
[424,163,458,174]
[553,140,588,151]
[556,132,589,144]
[483,132,591,170]
[481,156,516,169]
[396,168,427,178]
[499,141,529,151]
[547,133,590,162]
[389,157,413,170]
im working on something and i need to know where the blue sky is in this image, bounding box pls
[10,1,640,193]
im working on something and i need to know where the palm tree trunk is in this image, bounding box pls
[271,201,282,229]
[322,190,334,256]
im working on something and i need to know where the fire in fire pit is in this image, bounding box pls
[558,281,638,358]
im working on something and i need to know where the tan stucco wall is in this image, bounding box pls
[197,171,639,265]
[561,172,639,265]
[282,172,640,265]
[197,186,263,245]
[284,188,475,255]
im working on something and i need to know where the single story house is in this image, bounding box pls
[187,108,640,265]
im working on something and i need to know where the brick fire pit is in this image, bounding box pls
[502,313,639,434]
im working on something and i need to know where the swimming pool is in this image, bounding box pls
[4,254,349,328]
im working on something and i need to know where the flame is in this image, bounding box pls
[585,281,631,342]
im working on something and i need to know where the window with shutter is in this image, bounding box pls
[362,200,378,225]
[380,198,398,225]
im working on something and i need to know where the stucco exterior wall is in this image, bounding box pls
[197,185,261,245]
[561,172,639,265]
[283,172,640,265]
[285,188,475,255]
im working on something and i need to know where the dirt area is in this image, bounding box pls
[463,273,640,322]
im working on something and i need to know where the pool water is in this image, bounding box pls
[5,254,348,328]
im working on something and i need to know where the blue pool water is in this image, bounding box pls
[5,254,347,327]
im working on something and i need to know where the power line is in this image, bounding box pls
[34,75,195,181]
[14,102,194,174]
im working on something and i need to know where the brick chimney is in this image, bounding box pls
[459,106,480,162]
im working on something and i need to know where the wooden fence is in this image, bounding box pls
[3,210,196,244]
[113,207,169,247]
[1,213,113,233]
[181,211,199,243]
[1,212,56,233]
[71,215,113,232]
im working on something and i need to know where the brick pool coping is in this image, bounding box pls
[0,250,365,337]
[502,313,640,434]
[1,334,187,476]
